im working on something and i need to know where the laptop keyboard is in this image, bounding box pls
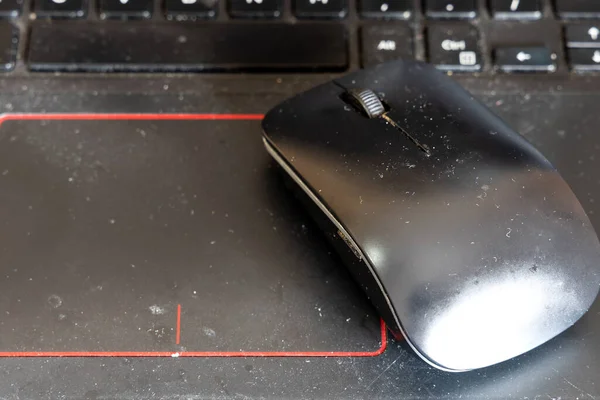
[2,0,600,73]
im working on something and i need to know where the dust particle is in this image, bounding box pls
[48,295,63,308]
[203,327,216,337]
[149,305,166,315]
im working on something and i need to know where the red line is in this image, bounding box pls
[176,304,181,345]
[0,113,264,124]
[0,112,387,359]
[0,319,387,358]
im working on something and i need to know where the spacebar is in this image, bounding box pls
[28,22,348,72]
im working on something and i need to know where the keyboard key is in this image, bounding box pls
[494,46,556,72]
[0,0,22,18]
[427,24,481,71]
[99,0,153,19]
[0,23,17,71]
[361,24,413,67]
[229,0,281,18]
[565,24,600,48]
[34,0,86,18]
[294,0,348,19]
[28,22,348,72]
[358,0,412,19]
[556,0,600,19]
[165,0,217,20]
[489,0,542,19]
[568,48,600,71]
[425,0,477,19]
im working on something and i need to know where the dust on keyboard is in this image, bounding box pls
[1,0,600,73]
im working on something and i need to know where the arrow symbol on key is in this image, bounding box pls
[516,51,532,62]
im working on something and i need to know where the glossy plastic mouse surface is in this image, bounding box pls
[261,60,600,372]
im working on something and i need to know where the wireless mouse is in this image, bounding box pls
[261,59,600,372]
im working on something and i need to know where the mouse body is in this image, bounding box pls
[262,60,600,372]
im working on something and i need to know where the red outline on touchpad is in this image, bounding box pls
[0,113,387,358]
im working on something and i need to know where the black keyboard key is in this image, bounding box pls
[28,22,348,72]
[0,23,17,71]
[229,0,281,18]
[494,46,556,72]
[359,0,412,19]
[294,0,347,19]
[568,48,600,71]
[34,0,86,18]
[556,0,600,19]
[565,24,600,48]
[0,0,22,18]
[165,0,218,20]
[427,24,481,71]
[361,24,413,67]
[425,0,477,19]
[489,0,542,19]
[99,0,153,19]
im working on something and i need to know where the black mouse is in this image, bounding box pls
[261,60,600,372]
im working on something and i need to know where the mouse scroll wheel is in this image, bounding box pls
[348,89,386,119]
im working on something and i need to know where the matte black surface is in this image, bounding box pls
[0,0,598,396]
[164,0,218,19]
[0,22,17,71]
[565,23,600,48]
[0,75,598,398]
[0,117,382,353]
[293,0,348,19]
[262,59,600,371]
[495,46,555,72]
[427,23,482,71]
[99,0,154,19]
[555,0,600,19]
[0,0,591,76]
[489,0,542,19]
[361,24,413,67]
[0,0,21,18]
[228,0,282,18]
[567,48,600,71]
[425,0,478,19]
[358,0,412,19]
[27,22,348,72]
[33,0,86,18]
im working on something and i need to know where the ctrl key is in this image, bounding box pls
[427,24,482,71]
[0,23,18,71]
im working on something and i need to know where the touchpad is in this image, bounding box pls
[0,115,383,355]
